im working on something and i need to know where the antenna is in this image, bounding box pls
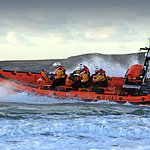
[148,37,150,48]
[139,36,150,84]
[147,32,150,48]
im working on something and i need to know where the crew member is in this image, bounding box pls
[92,66,108,87]
[73,63,90,90]
[37,69,54,87]
[51,62,67,89]
[66,69,80,86]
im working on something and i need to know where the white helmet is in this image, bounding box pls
[76,63,84,71]
[95,66,99,72]
[53,62,61,68]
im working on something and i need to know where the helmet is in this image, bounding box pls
[53,62,61,68]
[76,63,84,71]
[95,66,99,72]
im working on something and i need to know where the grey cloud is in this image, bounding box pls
[0,0,149,21]
[0,0,150,41]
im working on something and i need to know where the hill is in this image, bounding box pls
[0,52,145,77]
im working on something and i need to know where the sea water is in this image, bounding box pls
[0,89,150,150]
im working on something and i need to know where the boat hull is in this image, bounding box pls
[0,70,150,105]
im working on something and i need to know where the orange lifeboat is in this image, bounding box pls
[0,46,150,105]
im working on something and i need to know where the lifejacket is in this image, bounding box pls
[65,76,73,86]
[55,66,66,79]
[96,68,106,76]
[92,74,106,84]
[66,71,80,86]
[80,67,90,82]
[92,68,107,84]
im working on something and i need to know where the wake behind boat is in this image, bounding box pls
[0,47,150,105]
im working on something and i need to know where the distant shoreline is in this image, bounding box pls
[0,52,144,62]
[0,53,145,74]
